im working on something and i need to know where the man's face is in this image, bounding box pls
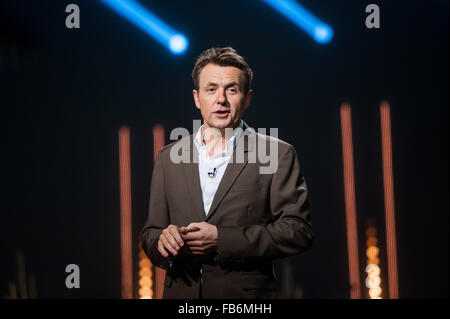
[193,63,252,130]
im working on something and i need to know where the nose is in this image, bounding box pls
[216,88,227,105]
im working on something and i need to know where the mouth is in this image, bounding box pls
[213,110,230,118]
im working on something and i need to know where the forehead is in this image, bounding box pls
[198,64,243,86]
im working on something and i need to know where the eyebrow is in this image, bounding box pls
[204,81,240,88]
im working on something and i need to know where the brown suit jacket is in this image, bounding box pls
[141,121,313,299]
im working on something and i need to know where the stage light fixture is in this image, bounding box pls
[262,0,334,44]
[99,0,189,54]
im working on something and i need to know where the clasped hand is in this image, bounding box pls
[158,222,218,258]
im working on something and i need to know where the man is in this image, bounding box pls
[141,47,312,299]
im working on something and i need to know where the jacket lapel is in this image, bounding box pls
[204,122,254,222]
[183,135,207,221]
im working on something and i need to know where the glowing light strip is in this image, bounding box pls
[153,124,165,162]
[138,247,153,299]
[365,225,383,299]
[340,103,361,299]
[119,126,133,299]
[152,124,166,299]
[261,0,334,43]
[99,0,189,54]
[379,101,399,299]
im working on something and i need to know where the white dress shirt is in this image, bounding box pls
[194,120,245,215]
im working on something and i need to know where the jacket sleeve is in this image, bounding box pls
[216,145,313,265]
[141,150,177,270]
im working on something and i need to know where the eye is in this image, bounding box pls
[207,87,215,93]
[227,88,237,94]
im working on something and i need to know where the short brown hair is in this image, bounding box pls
[192,47,253,92]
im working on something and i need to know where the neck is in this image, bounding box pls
[201,121,241,156]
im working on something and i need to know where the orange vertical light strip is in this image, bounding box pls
[119,126,133,299]
[379,101,399,299]
[138,246,153,299]
[340,103,361,299]
[152,124,166,299]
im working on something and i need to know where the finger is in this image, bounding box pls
[158,240,169,258]
[187,245,205,251]
[164,232,181,250]
[182,231,202,241]
[183,240,203,247]
[171,227,185,247]
[179,226,188,234]
[187,227,201,233]
[162,228,178,251]
[161,236,178,256]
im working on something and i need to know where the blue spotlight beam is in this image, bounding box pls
[262,0,333,44]
[99,0,188,54]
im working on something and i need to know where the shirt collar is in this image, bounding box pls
[194,120,245,155]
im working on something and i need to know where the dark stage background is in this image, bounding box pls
[0,0,448,298]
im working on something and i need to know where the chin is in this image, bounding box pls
[210,118,233,128]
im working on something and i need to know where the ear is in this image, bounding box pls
[193,89,201,110]
[244,89,253,111]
